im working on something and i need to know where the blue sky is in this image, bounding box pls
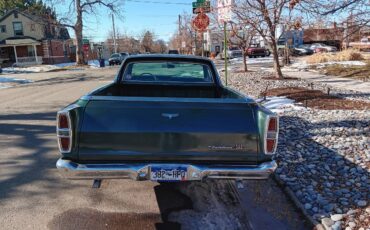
[57,0,194,42]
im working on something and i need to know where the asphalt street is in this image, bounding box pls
[0,66,309,230]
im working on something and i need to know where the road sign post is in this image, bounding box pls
[224,21,228,86]
[218,0,233,86]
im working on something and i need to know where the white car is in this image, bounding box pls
[310,43,337,52]
[218,47,243,59]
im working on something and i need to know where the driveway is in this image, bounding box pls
[0,67,309,230]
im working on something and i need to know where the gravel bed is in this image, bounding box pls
[227,71,370,230]
[226,71,370,102]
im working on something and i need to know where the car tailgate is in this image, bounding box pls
[78,97,259,164]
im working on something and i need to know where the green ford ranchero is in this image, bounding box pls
[56,54,278,182]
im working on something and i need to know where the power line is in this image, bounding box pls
[125,0,191,5]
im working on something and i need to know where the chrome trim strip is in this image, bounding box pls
[56,158,277,180]
[82,95,253,104]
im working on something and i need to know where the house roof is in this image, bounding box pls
[0,9,44,24]
[0,8,70,40]
[0,37,41,47]
[0,35,41,43]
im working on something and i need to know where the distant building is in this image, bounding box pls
[303,27,344,48]
[0,9,72,66]
[277,30,304,48]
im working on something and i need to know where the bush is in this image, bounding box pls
[306,49,364,64]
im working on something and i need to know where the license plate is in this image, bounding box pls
[150,166,187,181]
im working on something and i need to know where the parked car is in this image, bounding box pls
[310,43,337,52]
[292,44,314,56]
[56,54,278,182]
[246,46,271,58]
[218,47,243,59]
[349,37,370,51]
[108,53,128,66]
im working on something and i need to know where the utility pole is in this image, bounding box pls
[112,13,117,53]
[224,21,228,86]
[178,15,181,53]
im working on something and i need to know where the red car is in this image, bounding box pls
[246,46,271,58]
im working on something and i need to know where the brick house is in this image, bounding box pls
[303,27,345,49]
[0,9,72,66]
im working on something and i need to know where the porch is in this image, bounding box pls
[0,38,43,67]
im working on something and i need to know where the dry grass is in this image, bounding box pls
[319,60,370,81]
[306,49,364,64]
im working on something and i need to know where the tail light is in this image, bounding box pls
[57,112,72,153]
[264,116,279,155]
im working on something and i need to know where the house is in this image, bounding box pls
[277,30,304,48]
[303,26,344,49]
[0,9,72,66]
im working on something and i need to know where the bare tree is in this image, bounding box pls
[169,12,195,54]
[55,0,123,64]
[229,22,256,72]
[234,0,300,78]
[141,30,155,53]
[299,0,369,45]
[152,39,167,53]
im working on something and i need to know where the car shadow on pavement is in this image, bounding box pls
[0,111,69,202]
[276,115,369,222]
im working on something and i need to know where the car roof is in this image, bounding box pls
[124,54,212,62]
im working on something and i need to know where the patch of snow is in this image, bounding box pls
[54,62,76,68]
[2,65,60,73]
[290,60,367,70]
[257,96,306,114]
[0,77,32,83]
[320,60,366,66]
[231,57,274,65]
[1,60,105,73]
[88,59,109,68]
[0,76,32,89]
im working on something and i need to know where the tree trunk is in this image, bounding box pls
[75,0,84,65]
[242,50,248,72]
[271,40,283,79]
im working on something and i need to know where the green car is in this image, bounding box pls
[56,54,278,182]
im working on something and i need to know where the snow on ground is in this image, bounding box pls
[3,65,62,73]
[0,76,32,89]
[87,59,109,68]
[231,56,274,65]
[2,60,109,74]
[257,96,306,114]
[0,77,32,83]
[290,60,367,70]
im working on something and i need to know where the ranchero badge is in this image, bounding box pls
[208,144,247,150]
[161,113,179,119]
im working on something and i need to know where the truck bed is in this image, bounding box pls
[92,83,242,99]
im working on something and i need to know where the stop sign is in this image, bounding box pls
[192,12,210,32]
[83,44,89,52]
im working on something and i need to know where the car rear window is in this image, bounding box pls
[122,61,214,84]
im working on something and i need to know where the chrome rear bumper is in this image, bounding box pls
[56,158,277,181]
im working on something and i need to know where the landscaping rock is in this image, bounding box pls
[331,214,343,221]
[227,70,370,229]
[321,218,334,229]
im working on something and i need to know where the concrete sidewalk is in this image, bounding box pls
[259,67,370,94]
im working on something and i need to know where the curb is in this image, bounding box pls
[273,174,325,230]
